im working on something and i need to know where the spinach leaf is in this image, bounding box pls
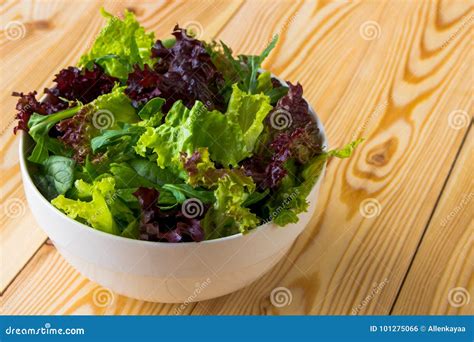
[129,158,178,186]
[44,156,76,194]
[109,162,155,188]
[32,174,59,201]
[162,184,215,204]
[90,124,144,152]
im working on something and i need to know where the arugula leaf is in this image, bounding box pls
[109,162,155,188]
[27,106,81,164]
[208,35,279,95]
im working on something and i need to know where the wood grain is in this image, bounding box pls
[188,0,473,314]
[392,128,473,315]
[1,0,472,315]
[0,243,193,314]
[0,0,243,293]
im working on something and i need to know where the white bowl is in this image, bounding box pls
[19,98,327,303]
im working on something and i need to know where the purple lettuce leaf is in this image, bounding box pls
[133,187,205,242]
[13,64,117,134]
[243,82,324,190]
[125,25,225,112]
[55,105,95,164]
[47,64,118,104]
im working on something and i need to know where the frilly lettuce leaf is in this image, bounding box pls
[135,85,272,174]
[182,147,253,189]
[52,86,138,163]
[180,148,259,238]
[78,8,155,79]
[203,174,260,239]
[51,177,119,234]
[267,139,364,226]
[93,85,138,125]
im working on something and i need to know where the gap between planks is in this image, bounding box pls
[389,123,473,314]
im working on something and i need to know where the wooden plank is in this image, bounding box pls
[392,128,473,315]
[1,0,472,315]
[0,0,243,293]
[0,243,195,314]
[188,0,473,314]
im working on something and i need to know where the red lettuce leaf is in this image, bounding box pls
[124,64,162,108]
[55,106,95,163]
[243,82,324,190]
[47,64,118,104]
[13,64,117,134]
[126,25,225,112]
[133,187,205,242]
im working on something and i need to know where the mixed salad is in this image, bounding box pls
[14,9,361,243]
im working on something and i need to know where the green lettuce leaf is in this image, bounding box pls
[93,85,138,125]
[51,177,119,234]
[226,84,273,152]
[91,124,144,153]
[182,147,253,189]
[256,71,289,103]
[180,148,259,238]
[135,85,272,173]
[202,174,260,239]
[78,8,155,79]
[137,97,165,121]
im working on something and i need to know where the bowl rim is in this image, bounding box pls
[19,76,328,248]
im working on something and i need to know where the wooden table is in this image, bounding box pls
[1,0,472,315]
